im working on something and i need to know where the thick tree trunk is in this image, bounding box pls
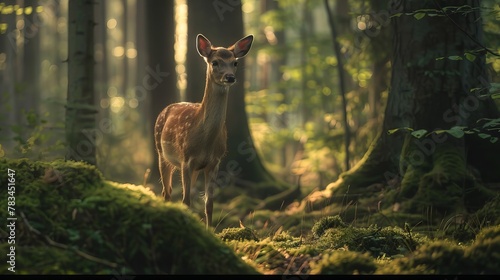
[393,0,500,214]
[301,0,500,217]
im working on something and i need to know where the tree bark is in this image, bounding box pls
[301,0,500,217]
[66,0,97,165]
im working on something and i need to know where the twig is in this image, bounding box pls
[20,211,118,269]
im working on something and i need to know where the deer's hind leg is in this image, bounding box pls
[159,156,174,201]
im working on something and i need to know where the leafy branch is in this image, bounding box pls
[388,118,500,143]
[391,3,500,57]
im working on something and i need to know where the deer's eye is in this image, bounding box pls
[233,61,238,67]
[211,61,219,67]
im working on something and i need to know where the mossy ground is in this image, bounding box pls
[0,158,258,274]
[0,158,499,275]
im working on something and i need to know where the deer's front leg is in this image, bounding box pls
[180,163,199,207]
[204,166,219,229]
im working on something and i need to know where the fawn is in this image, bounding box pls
[154,34,254,228]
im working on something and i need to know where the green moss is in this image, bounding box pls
[218,227,259,241]
[413,241,465,274]
[377,225,500,275]
[253,244,287,269]
[0,158,258,274]
[316,225,422,258]
[224,240,287,271]
[271,231,303,249]
[475,224,500,240]
[3,157,498,275]
[378,240,465,274]
[475,194,500,226]
[463,225,500,274]
[0,243,115,274]
[272,230,294,242]
[311,215,347,238]
[310,250,376,274]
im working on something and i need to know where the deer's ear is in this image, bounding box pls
[197,34,212,58]
[232,35,253,59]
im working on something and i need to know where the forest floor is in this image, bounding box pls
[215,191,500,275]
[1,157,499,275]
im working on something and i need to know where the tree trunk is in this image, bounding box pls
[367,0,391,122]
[325,0,351,171]
[0,0,17,151]
[21,0,41,122]
[66,0,97,165]
[185,0,214,103]
[145,0,178,192]
[301,0,500,217]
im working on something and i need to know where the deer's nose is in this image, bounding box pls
[225,74,236,83]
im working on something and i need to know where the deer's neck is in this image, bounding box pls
[198,76,230,137]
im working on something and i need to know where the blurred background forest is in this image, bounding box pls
[1,0,499,194]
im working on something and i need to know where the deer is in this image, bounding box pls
[154,34,254,229]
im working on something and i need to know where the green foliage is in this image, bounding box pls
[310,250,376,274]
[2,110,65,160]
[246,0,384,184]
[473,82,500,99]
[388,118,500,143]
[0,158,258,274]
[391,5,481,20]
